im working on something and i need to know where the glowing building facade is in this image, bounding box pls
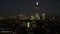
[42,12,46,20]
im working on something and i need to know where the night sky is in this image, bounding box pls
[0,0,60,16]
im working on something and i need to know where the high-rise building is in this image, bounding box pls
[42,12,46,20]
[34,0,40,20]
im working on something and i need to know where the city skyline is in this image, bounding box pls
[0,0,60,16]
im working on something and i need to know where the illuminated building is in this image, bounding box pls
[19,14,26,19]
[52,17,55,20]
[30,15,35,20]
[27,22,30,28]
[0,31,12,33]
[19,14,29,20]
[34,1,40,20]
[42,12,46,20]
[0,17,3,20]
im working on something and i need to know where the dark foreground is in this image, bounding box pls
[0,19,60,34]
